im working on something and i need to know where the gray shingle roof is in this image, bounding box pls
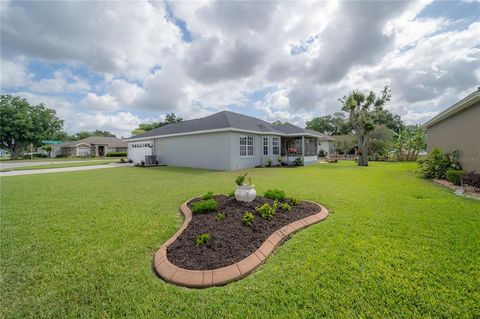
[58,136,127,148]
[127,110,335,140]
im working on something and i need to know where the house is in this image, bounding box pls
[424,88,480,172]
[56,136,127,157]
[126,110,331,170]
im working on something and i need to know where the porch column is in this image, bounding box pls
[95,145,99,157]
[302,136,305,162]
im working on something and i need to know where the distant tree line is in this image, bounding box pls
[131,113,183,135]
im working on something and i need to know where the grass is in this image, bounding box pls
[0,160,119,172]
[1,162,479,318]
[0,157,117,162]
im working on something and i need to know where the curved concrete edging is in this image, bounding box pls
[153,197,329,288]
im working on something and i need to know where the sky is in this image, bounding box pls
[1,0,479,137]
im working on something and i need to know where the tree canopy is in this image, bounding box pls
[306,112,351,135]
[73,130,116,140]
[0,95,64,159]
[340,86,392,166]
[131,113,183,135]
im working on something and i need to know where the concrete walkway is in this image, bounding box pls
[0,163,134,177]
[0,159,115,170]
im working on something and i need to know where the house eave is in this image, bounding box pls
[423,90,480,128]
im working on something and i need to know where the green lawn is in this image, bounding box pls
[0,157,117,162]
[1,160,119,172]
[1,162,479,318]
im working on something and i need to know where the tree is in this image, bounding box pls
[333,134,356,158]
[306,112,351,135]
[392,125,426,161]
[272,120,285,126]
[0,95,64,159]
[367,125,394,161]
[340,86,391,166]
[372,107,404,133]
[73,130,116,140]
[131,113,183,135]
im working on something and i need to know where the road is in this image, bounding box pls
[0,163,134,177]
[0,159,115,170]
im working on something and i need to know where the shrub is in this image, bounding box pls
[202,191,214,200]
[293,157,303,166]
[191,199,218,214]
[446,169,464,186]
[264,189,286,201]
[215,212,226,221]
[318,149,326,157]
[106,152,127,157]
[235,173,247,186]
[196,233,211,246]
[227,190,235,197]
[266,159,272,167]
[461,171,480,188]
[241,211,254,226]
[281,203,292,212]
[255,202,277,220]
[289,198,301,206]
[417,148,460,179]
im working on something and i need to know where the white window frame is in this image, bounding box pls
[272,137,280,156]
[263,137,269,156]
[240,135,254,157]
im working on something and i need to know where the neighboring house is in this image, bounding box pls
[57,136,127,157]
[0,149,10,157]
[317,136,336,157]
[126,110,331,170]
[424,88,480,172]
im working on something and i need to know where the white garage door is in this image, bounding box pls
[128,142,152,164]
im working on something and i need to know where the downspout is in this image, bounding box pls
[302,136,305,165]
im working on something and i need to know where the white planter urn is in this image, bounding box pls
[235,185,256,202]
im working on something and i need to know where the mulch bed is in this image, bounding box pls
[167,195,320,270]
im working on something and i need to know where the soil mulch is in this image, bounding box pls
[167,195,320,270]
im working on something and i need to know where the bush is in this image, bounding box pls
[241,211,254,226]
[215,212,226,221]
[227,190,235,197]
[106,152,127,157]
[191,199,218,214]
[293,157,303,166]
[318,149,326,157]
[417,148,460,179]
[196,233,211,246]
[202,191,214,200]
[264,189,286,201]
[289,198,301,206]
[461,171,480,188]
[446,169,464,186]
[266,159,272,167]
[255,202,277,220]
[281,203,292,212]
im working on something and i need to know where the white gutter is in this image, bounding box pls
[424,89,480,128]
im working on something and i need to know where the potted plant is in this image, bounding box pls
[234,173,256,202]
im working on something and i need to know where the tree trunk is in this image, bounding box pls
[357,135,368,166]
[11,143,24,160]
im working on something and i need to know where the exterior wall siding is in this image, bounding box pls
[153,132,232,170]
[427,101,480,172]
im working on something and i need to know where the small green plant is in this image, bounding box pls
[266,159,272,167]
[446,169,464,186]
[247,176,253,186]
[289,197,301,206]
[264,189,286,201]
[255,203,276,220]
[242,211,254,226]
[196,233,211,246]
[235,173,247,186]
[215,212,226,221]
[281,203,292,212]
[293,157,303,166]
[191,199,218,214]
[227,190,235,197]
[202,191,214,200]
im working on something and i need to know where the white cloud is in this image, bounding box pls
[0,59,31,88]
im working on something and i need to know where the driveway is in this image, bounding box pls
[0,163,134,177]
[0,159,114,170]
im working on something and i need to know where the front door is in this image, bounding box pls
[98,146,105,156]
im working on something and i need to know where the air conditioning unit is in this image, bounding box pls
[145,155,157,167]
